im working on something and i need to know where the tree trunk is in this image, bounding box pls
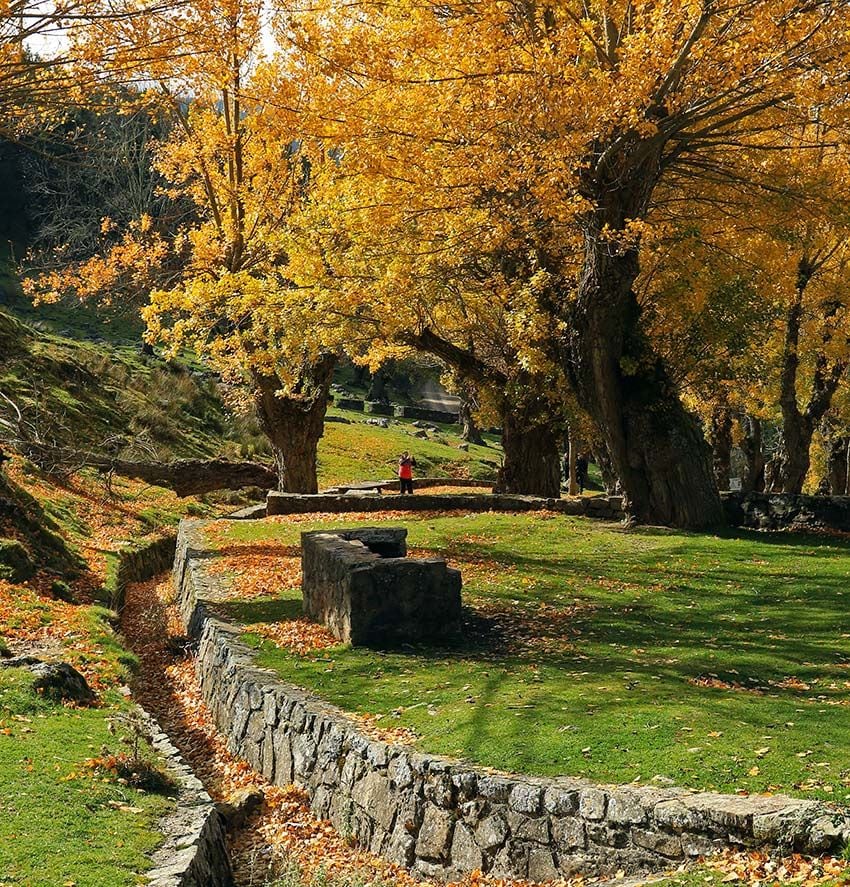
[739,414,765,493]
[459,392,485,445]
[493,406,561,498]
[567,432,579,496]
[252,354,336,493]
[567,238,722,529]
[775,261,847,494]
[709,403,732,491]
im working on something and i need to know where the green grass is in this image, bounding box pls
[209,514,850,801]
[318,407,501,487]
[0,669,171,887]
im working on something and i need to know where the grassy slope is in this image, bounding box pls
[0,668,170,887]
[319,408,501,486]
[0,465,216,886]
[209,513,850,802]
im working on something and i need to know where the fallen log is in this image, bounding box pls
[18,444,277,496]
[106,457,277,497]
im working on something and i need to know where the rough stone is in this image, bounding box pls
[509,783,543,815]
[608,790,647,826]
[301,527,462,646]
[475,813,509,850]
[544,786,579,815]
[552,816,586,850]
[579,788,608,821]
[451,822,483,871]
[631,828,683,858]
[528,847,559,881]
[352,772,395,831]
[29,661,95,705]
[416,805,455,861]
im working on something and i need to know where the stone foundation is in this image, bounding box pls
[172,519,850,882]
[301,527,462,646]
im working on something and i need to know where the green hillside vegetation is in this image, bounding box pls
[319,408,501,486]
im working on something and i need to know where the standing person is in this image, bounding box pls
[398,451,417,494]
[576,453,589,494]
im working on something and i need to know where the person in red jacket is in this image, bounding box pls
[398,451,417,494]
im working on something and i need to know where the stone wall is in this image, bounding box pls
[336,398,365,412]
[172,519,850,882]
[143,711,233,887]
[322,477,495,495]
[302,527,462,646]
[113,536,232,886]
[723,492,850,532]
[393,404,460,424]
[268,491,626,520]
[364,401,395,416]
[113,533,178,610]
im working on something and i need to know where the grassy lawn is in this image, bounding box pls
[0,669,171,887]
[318,407,502,487]
[207,513,850,802]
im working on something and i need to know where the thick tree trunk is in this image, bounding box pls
[493,406,561,498]
[567,240,722,528]
[775,261,847,494]
[739,414,765,493]
[709,403,733,491]
[252,354,336,494]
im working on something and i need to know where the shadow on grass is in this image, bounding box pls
[216,597,302,624]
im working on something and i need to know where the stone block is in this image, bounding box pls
[451,822,483,871]
[509,782,543,815]
[389,754,414,789]
[416,805,455,861]
[579,787,608,821]
[631,828,683,858]
[528,847,559,881]
[544,786,579,815]
[301,528,462,646]
[475,813,509,850]
[478,775,513,803]
[508,812,550,844]
[352,771,395,830]
[553,816,586,850]
[608,790,647,826]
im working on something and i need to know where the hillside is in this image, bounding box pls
[0,299,502,486]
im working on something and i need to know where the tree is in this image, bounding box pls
[31,0,338,492]
[291,0,849,527]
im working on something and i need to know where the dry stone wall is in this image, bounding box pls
[268,491,625,520]
[172,519,850,882]
[723,492,850,532]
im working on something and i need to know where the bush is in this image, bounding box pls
[0,538,34,582]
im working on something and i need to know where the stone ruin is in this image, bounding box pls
[301,527,462,646]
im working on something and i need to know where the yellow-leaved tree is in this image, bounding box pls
[32,0,337,491]
[287,0,850,527]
